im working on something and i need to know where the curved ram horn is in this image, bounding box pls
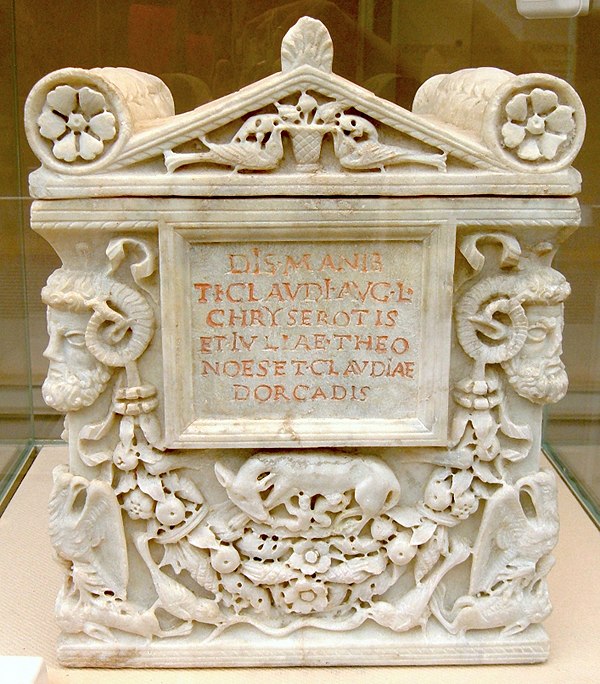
[85,282,154,367]
[456,275,528,365]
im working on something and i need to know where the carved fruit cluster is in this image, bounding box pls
[200,505,407,619]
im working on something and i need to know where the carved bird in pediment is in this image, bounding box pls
[164,113,286,173]
[468,470,558,595]
[49,465,128,606]
[332,115,447,172]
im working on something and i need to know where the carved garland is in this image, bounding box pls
[24,19,585,179]
[44,225,565,642]
[36,16,574,651]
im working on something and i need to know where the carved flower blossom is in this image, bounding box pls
[288,540,331,575]
[37,85,116,162]
[122,487,155,519]
[113,440,162,472]
[501,88,575,162]
[282,579,328,614]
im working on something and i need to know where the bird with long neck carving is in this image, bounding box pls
[49,466,128,607]
[164,109,293,173]
[332,114,447,172]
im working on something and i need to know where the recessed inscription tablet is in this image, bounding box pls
[192,242,419,415]
[161,208,454,448]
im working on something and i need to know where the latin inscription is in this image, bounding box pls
[190,241,422,421]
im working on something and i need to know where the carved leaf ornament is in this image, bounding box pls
[281,17,334,73]
[25,17,584,189]
[31,14,581,664]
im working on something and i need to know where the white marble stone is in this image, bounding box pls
[25,17,584,667]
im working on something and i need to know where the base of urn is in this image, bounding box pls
[57,622,549,667]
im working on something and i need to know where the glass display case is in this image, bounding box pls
[1,0,598,522]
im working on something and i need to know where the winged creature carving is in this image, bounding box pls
[132,530,223,634]
[164,94,448,174]
[468,469,558,595]
[331,114,447,172]
[49,465,128,606]
[164,111,289,173]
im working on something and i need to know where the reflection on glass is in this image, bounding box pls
[0,1,598,518]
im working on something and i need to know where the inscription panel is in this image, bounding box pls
[193,242,419,417]
[161,211,455,448]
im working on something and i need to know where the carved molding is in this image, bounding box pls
[28,15,581,668]
[24,18,585,198]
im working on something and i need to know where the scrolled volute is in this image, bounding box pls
[413,68,585,172]
[24,66,174,174]
[85,282,154,368]
[456,275,529,365]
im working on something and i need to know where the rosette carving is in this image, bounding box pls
[37,85,116,163]
[25,67,174,173]
[413,68,585,172]
[484,74,585,171]
[501,88,575,161]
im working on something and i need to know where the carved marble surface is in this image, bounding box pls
[25,18,585,199]
[26,17,583,667]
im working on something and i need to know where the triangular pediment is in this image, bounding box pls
[26,17,585,198]
[125,65,503,176]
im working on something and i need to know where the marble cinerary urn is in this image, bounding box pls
[26,18,585,668]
